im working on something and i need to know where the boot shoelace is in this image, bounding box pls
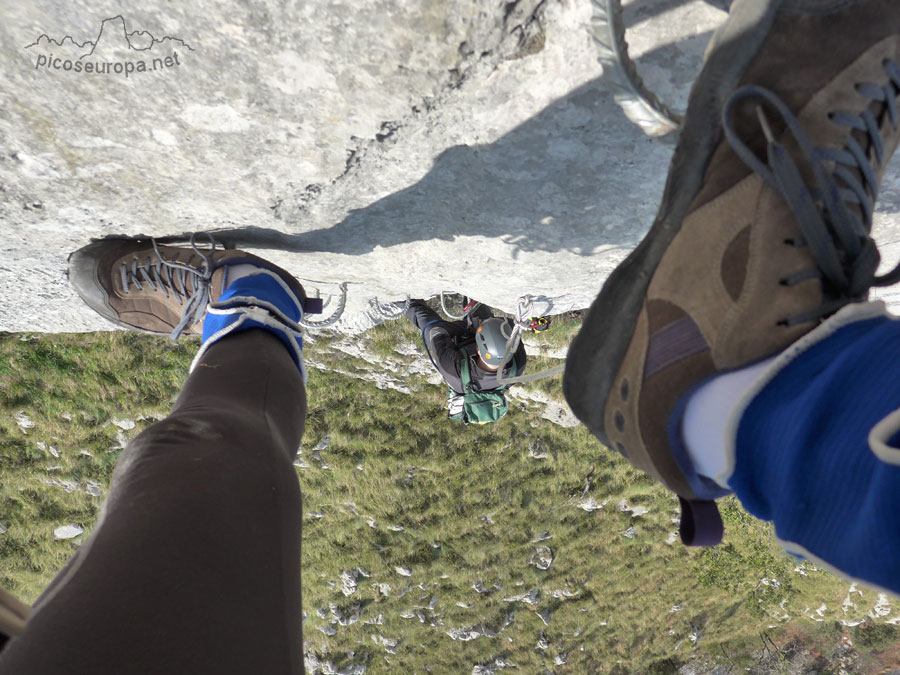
[723,58,900,327]
[119,233,217,338]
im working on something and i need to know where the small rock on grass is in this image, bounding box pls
[340,570,359,596]
[872,594,892,618]
[372,635,398,654]
[578,496,605,512]
[364,613,384,625]
[473,581,500,594]
[530,546,553,570]
[446,625,496,642]
[15,411,35,432]
[617,498,649,517]
[54,524,84,540]
[36,442,61,458]
[503,588,539,604]
[528,441,548,459]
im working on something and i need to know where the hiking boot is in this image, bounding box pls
[68,234,319,337]
[564,0,900,538]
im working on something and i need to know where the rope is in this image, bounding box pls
[299,282,348,329]
[495,295,565,386]
[440,292,468,320]
[589,0,682,138]
[370,296,410,320]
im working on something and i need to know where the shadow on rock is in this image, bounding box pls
[166,28,715,259]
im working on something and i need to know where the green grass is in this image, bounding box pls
[0,331,198,599]
[0,321,897,673]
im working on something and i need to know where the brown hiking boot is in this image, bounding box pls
[564,0,900,543]
[68,234,316,337]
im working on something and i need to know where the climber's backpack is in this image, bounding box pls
[447,346,517,425]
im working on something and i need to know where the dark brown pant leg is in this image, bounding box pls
[0,329,306,675]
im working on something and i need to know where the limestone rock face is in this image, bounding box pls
[4,1,900,333]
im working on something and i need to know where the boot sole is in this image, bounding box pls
[563,0,785,447]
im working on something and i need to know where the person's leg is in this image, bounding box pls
[564,0,900,551]
[0,328,306,675]
[1,237,311,674]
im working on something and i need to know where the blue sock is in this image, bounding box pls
[730,311,900,592]
[195,270,306,381]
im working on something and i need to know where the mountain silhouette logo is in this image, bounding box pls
[25,15,193,58]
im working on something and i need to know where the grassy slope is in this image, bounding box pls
[0,319,898,673]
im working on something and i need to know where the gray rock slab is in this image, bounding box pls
[53,523,84,539]
[3,0,900,333]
